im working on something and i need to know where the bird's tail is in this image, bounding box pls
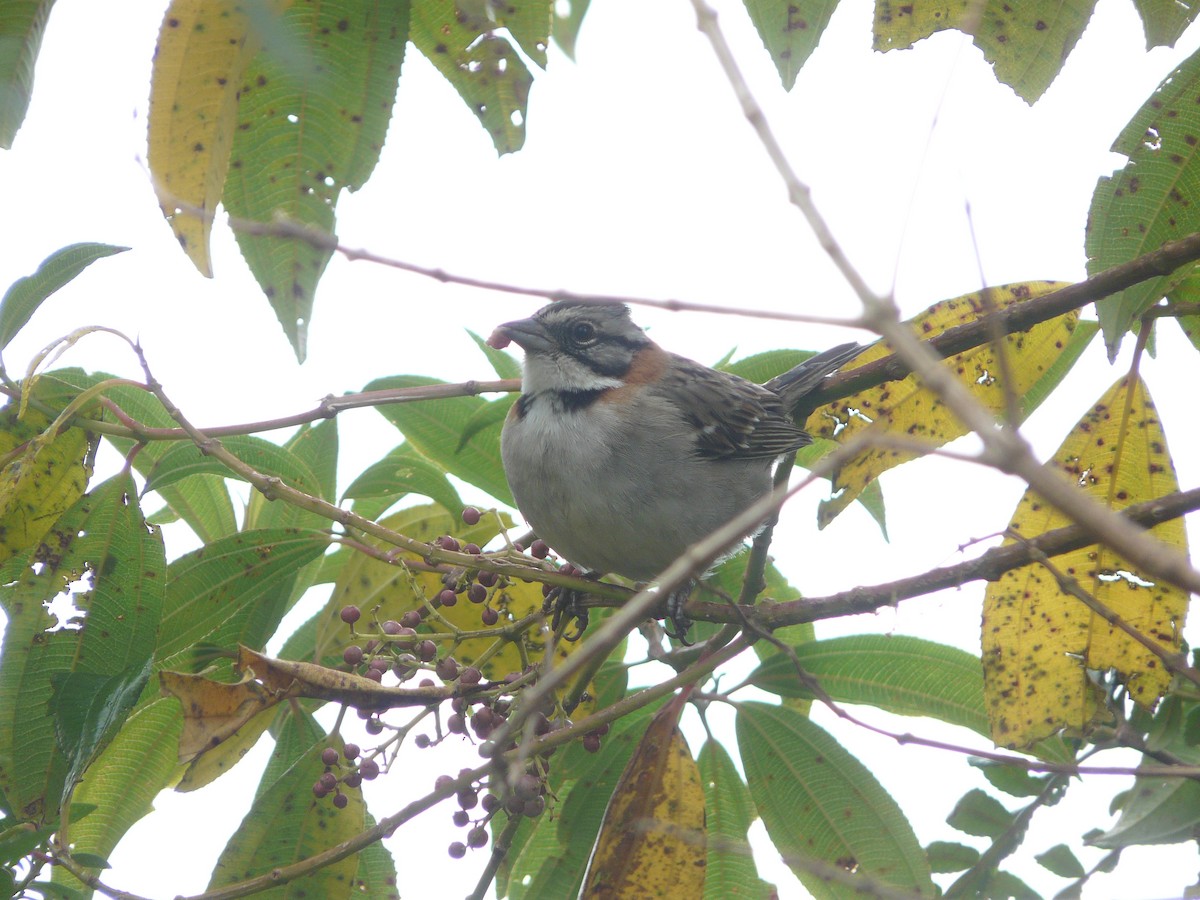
[765,342,865,416]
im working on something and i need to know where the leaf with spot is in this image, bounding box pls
[737,702,935,898]
[744,0,839,90]
[873,0,1097,102]
[224,1,409,360]
[0,403,93,566]
[811,282,1080,525]
[583,699,706,897]
[500,699,665,900]
[1087,50,1200,357]
[410,0,537,155]
[0,472,164,826]
[982,375,1188,749]
[148,0,281,277]
[208,708,363,895]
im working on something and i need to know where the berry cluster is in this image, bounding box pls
[311,742,381,807]
[320,505,611,841]
[438,760,550,859]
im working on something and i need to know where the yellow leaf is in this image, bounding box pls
[0,407,91,564]
[982,375,1188,748]
[582,701,706,897]
[147,1,284,276]
[811,281,1075,524]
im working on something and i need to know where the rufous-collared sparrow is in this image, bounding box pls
[490,301,862,638]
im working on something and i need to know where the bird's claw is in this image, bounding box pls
[545,586,589,641]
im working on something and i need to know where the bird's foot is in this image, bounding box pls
[544,573,592,641]
[662,581,695,646]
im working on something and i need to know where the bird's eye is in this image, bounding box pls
[569,321,597,345]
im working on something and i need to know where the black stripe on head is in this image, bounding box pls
[535,303,650,380]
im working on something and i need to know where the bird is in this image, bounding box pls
[489,301,863,640]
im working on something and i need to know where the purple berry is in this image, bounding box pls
[382,620,402,635]
[467,826,488,848]
[530,540,549,559]
[452,809,470,827]
[448,841,466,859]
[468,584,487,604]
[417,640,437,662]
[321,747,339,766]
[464,543,481,555]
[438,589,458,607]
[477,570,498,587]
[333,792,349,809]
[462,506,482,526]
[359,758,380,780]
[340,605,361,625]
[343,743,360,760]
[343,645,364,666]
[460,666,482,685]
[400,610,422,628]
[481,607,499,626]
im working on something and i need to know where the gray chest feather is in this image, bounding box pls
[501,393,773,581]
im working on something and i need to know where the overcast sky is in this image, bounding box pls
[3,0,1200,896]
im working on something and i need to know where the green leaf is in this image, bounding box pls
[698,546,813,655]
[0,472,164,826]
[343,443,463,521]
[1091,695,1200,848]
[699,739,774,899]
[551,0,590,59]
[157,528,330,671]
[210,709,363,895]
[143,434,321,497]
[743,0,838,90]
[970,758,1053,798]
[718,348,810,383]
[410,0,535,155]
[468,329,521,380]
[51,697,181,889]
[0,244,128,351]
[0,0,54,148]
[225,2,409,360]
[352,813,400,898]
[1132,0,1200,48]
[49,665,152,813]
[245,419,337,533]
[1087,51,1200,357]
[737,702,934,898]
[367,375,513,505]
[947,789,1015,839]
[874,0,1095,102]
[925,840,981,873]
[748,635,989,737]
[1036,843,1085,878]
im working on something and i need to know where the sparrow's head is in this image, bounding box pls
[490,302,653,394]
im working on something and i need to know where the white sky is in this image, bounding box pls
[3,0,1200,897]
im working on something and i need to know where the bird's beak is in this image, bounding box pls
[487,316,553,353]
